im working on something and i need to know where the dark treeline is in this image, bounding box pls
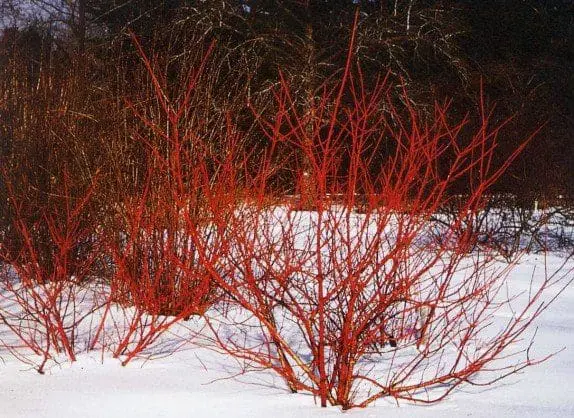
[0,0,573,204]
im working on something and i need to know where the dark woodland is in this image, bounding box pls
[0,1,572,200]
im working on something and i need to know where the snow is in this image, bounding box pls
[1,253,573,416]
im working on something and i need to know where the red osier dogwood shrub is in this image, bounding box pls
[0,170,99,373]
[95,35,230,364]
[192,56,565,408]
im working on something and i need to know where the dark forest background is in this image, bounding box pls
[0,0,573,204]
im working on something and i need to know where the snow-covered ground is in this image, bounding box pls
[1,253,573,418]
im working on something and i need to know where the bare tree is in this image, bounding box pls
[0,0,86,51]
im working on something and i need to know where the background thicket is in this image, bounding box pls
[0,1,572,202]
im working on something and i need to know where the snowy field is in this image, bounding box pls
[1,252,573,418]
